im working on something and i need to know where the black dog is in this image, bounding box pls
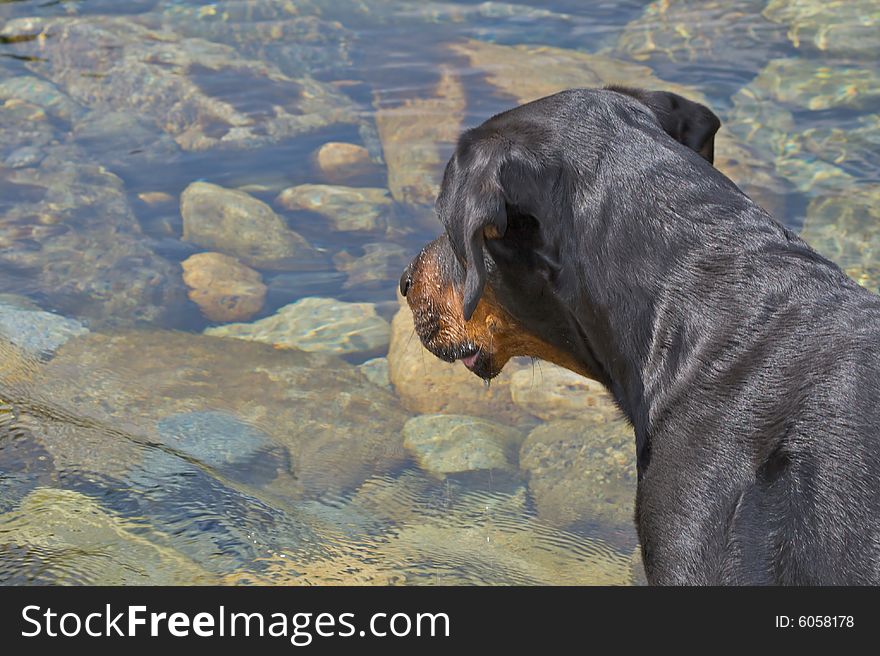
[400,87,880,585]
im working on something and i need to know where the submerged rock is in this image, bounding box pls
[726,86,797,162]
[0,488,216,585]
[1,15,357,151]
[180,181,325,271]
[403,414,524,476]
[713,133,793,219]
[0,303,88,357]
[763,0,880,58]
[0,75,84,123]
[0,100,56,159]
[333,242,411,291]
[449,38,706,106]
[345,472,635,585]
[520,419,637,533]
[123,450,316,574]
[358,356,391,390]
[37,330,410,496]
[747,58,880,111]
[509,365,620,423]
[276,184,392,233]
[181,252,267,322]
[204,296,390,357]
[72,109,180,175]
[374,67,464,207]
[800,184,880,292]
[4,146,45,170]
[312,142,379,185]
[0,143,185,327]
[616,0,786,74]
[138,191,176,207]
[798,114,880,182]
[159,1,354,79]
[726,66,879,201]
[153,410,288,486]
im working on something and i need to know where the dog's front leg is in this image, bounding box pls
[635,454,757,585]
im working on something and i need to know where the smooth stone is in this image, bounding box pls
[774,156,853,195]
[138,191,176,206]
[205,296,390,357]
[520,419,637,532]
[0,303,89,357]
[358,357,391,390]
[0,488,216,585]
[403,414,523,476]
[312,142,378,184]
[509,364,620,422]
[725,86,845,200]
[181,251,267,322]
[386,295,536,424]
[726,85,796,161]
[276,184,392,232]
[712,133,792,219]
[180,181,325,271]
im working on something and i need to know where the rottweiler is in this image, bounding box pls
[400,87,880,585]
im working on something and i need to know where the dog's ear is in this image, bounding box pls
[645,90,721,164]
[608,86,721,164]
[436,135,508,321]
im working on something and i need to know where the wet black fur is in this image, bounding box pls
[427,88,880,584]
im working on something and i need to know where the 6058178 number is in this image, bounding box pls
[776,616,854,628]
[801,616,853,628]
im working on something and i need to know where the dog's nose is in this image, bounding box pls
[400,260,414,297]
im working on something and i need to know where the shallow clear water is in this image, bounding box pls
[0,0,878,585]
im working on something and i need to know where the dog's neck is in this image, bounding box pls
[560,172,838,475]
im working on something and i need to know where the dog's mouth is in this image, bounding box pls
[451,345,499,380]
[418,335,500,380]
[460,349,479,369]
[461,349,499,380]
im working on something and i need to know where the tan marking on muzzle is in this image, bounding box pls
[405,243,597,380]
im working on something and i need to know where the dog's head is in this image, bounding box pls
[400,87,721,381]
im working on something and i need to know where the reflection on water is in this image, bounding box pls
[0,0,877,585]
